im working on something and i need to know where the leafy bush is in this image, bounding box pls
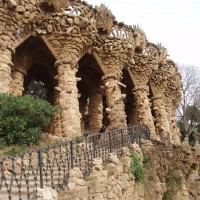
[143,155,153,169]
[163,169,182,200]
[0,94,60,145]
[131,153,144,183]
[5,145,27,156]
[0,138,7,150]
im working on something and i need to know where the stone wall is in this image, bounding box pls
[58,141,200,200]
[58,147,143,200]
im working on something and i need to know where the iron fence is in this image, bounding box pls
[0,125,150,200]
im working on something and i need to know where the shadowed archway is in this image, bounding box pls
[12,36,57,104]
[121,68,135,126]
[77,54,107,134]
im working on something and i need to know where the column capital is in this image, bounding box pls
[151,95,162,101]
[102,72,121,83]
[132,85,148,93]
[55,58,78,69]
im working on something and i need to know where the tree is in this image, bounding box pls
[176,65,200,140]
[26,79,47,100]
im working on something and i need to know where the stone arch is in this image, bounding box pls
[0,0,97,59]
[11,36,57,104]
[77,53,106,134]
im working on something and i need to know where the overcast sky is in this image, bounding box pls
[87,0,200,67]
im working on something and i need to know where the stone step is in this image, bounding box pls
[0,171,66,199]
[0,194,32,200]
[1,177,64,188]
[3,168,67,178]
[1,176,66,189]
[0,180,63,199]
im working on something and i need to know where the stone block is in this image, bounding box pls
[32,186,58,200]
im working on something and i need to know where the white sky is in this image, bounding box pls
[87,0,200,67]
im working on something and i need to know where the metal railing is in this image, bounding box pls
[0,125,150,200]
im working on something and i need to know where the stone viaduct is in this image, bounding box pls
[0,0,182,144]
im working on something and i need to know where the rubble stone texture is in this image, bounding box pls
[0,0,182,143]
[58,142,200,200]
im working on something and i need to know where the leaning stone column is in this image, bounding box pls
[102,74,127,130]
[0,45,13,93]
[79,94,89,133]
[131,85,156,139]
[88,91,103,133]
[11,69,26,96]
[55,59,81,138]
[165,97,181,144]
[151,96,171,142]
[168,110,181,144]
[51,90,63,137]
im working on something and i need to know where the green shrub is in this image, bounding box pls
[131,153,144,183]
[143,155,153,169]
[0,138,7,150]
[0,94,60,145]
[162,169,182,200]
[5,145,27,156]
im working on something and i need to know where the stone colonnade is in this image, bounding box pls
[0,0,182,144]
[0,44,181,143]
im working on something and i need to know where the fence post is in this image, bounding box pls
[93,135,96,158]
[70,141,74,169]
[139,130,141,147]
[108,132,112,153]
[146,125,151,140]
[131,127,134,144]
[38,149,43,189]
[121,129,124,147]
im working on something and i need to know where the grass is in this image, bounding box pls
[162,169,182,200]
[131,153,144,183]
[5,145,27,157]
[0,138,7,150]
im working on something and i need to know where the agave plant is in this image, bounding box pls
[132,24,142,30]
[157,42,165,49]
